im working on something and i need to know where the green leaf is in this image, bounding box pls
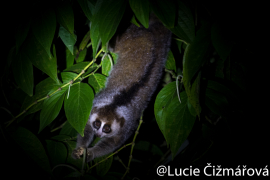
[154,82,178,144]
[66,47,74,68]
[186,71,201,117]
[101,52,118,76]
[78,0,93,21]
[94,153,113,177]
[15,17,31,54]
[12,51,33,96]
[155,83,195,159]
[150,0,176,28]
[79,31,91,51]
[83,63,98,77]
[76,48,87,63]
[164,91,195,159]
[10,127,52,175]
[39,88,67,133]
[211,23,233,61]
[129,0,150,28]
[57,1,74,35]
[182,23,211,116]
[165,50,176,72]
[32,9,56,59]
[26,34,59,83]
[110,52,118,64]
[64,61,95,74]
[64,83,94,136]
[61,72,78,84]
[96,0,127,44]
[134,141,163,156]
[90,22,101,57]
[187,97,197,117]
[176,40,182,53]
[205,88,228,117]
[170,1,195,43]
[90,0,103,57]
[183,22,211,84]
[88,73,107,93]
[130,15,140,27]
[46,140,67,167]
[36,77,61,95]
[101,55,113,76]
[50,135,71,142]
[59,25,77,55]
[21,77,61,114]
[60,121,78,138]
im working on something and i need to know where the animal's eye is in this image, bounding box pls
[103,125,111,133]
[93,120,101,129]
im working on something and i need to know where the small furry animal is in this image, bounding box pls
[72,14,171,162]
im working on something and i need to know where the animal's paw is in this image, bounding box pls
[86,148,94,162]
[72,147,85,159]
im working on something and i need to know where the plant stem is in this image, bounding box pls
[5,49,104,128]
[121,116,143,179]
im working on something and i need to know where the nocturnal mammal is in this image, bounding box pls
[72,14,171,162]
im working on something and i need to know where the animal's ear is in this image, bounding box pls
[91,107,97,114]
[119,117,125,127]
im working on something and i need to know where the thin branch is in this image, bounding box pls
[5,49,104,128]
[121,116,143,179]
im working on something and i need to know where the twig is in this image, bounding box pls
[121,117,143,179]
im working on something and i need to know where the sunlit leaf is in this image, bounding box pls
[88,73,107,93]
[96,0,127,44]
[66,47,74,68]
[59,25,77,55]
[155,82,195,159]
[21,77,61,115]
[64,61,96,75]
[61,72,78,84]
[39,88,67,133]
[64,83,94,136]
[90,0,102,57]
[154,82,178,144]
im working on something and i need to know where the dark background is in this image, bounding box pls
[1,0,267,179]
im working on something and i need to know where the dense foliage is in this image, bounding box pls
[1,0,263,179]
